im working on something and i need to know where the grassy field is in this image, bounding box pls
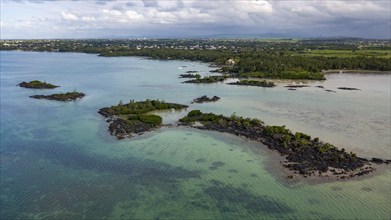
[295,49,391,58]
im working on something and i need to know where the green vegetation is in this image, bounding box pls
[187,109,203,117]
[18,80,59,89]
[98,99,188,139]
[180,111,263,127]
[30,91,84,101]
[228,79,276,87]
[239,69,326,80]
[180,111,370,176]
[128,114,163,127]
[297,49,391,59]
[263,125,291,136]
[102,99,188,116]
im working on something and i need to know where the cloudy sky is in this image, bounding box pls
[1,0,390,39]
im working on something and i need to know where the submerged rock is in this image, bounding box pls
[192,95,220,104]
[371,158,384,164]
[284,84,310,88]
[337,87,360,90]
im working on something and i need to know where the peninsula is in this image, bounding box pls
[179,110,390,179]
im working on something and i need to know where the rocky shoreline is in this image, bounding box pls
[182,75,229,84]
[103,116,158,139]
[179,73,201,78]
[228,80,276,87]
[179,110,390,179]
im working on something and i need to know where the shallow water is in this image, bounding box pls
[1,51,390,219]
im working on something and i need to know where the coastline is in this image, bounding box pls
[263,146,389,186]
[322,69,391,74]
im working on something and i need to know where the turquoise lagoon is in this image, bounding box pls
[0,51,390,219]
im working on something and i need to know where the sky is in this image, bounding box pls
[1,0,390,39]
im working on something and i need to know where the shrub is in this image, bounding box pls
[188,110,203,117]
[137,114,162,126]
[264,125,291,136]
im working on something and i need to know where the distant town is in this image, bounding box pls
[1,38,390,53]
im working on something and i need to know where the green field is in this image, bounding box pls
[296,49,391,58]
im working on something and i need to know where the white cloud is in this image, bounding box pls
[61,12,79,21]
[125,10,144,22]
[324,1,383,14]
[81,16,96,22]
[291,5,324,17]
[102,9,122,16]
[233,0,273,14]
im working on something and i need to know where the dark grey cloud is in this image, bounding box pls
[176,0,184,9]
[142,0,158,8]
[125,2,136,7]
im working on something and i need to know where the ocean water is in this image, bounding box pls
[1,51,390,219]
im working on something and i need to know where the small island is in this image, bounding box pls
[179,73,201,78]
[183,75,228,84]
[284,84,310,88]
[228,80,276,87]
[98,99,188,139]
[30,91,85,101]
[18,80,59,89]
[192,95,220,104]
[179,110,389,178]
